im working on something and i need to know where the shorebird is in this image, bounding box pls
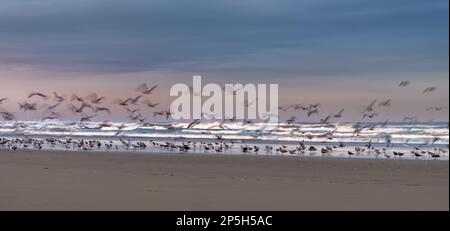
[308,146,317,151]
[412,151,422,158]
[429,152,441,159]
[393,151,404,158]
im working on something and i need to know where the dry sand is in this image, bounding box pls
[0,149,448,210]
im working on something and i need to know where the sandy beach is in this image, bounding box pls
[0,149,448,211]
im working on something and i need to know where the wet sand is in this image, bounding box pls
[0,149,448,210]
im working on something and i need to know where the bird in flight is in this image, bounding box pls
[143,100,160,108]
[333,108,344,118]
[86,93,106,104]
[399,81,410,87]
[94,106,111,114]
[362,100,377,114]
[136,83,158,95]
[423,87,437,93]
[28,92,48,100]
[379,99,392,107]
[53,92,65,102]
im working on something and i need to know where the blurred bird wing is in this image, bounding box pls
[112,99,124,104]
[86,93,98,101]
[136,83,149,92]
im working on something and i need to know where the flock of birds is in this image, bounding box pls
[276,81,444,125]
[0,136,446,160]
[0,81,448,160]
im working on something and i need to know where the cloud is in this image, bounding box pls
[0,0,447,77]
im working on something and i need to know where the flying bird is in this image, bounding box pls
[142,100,160,108]
[426,106,445,111]
[186,119,201,129]
[80,114,97,122]
[19,102,37,111]
[362,100,376,113]
[70,94,85,103]
[53,92,65,102]
[86,93,106,104]
[136,83,158,95]
[399,81,410,87]
[68,103,92,114]
[0,111,16,121]
[423,87,436,93]
[307,108,319,117]
[28,92,48,100]
[379,99,392,107]
[363,113,378,119]
[113,98,132,107]
[94,106,111,114]
[129,95,143,105]
[333,108,344,118]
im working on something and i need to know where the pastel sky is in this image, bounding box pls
[0,0,448,122]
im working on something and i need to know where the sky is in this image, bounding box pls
[0,0,448,122]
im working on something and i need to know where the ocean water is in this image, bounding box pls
[0,120,448,160]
